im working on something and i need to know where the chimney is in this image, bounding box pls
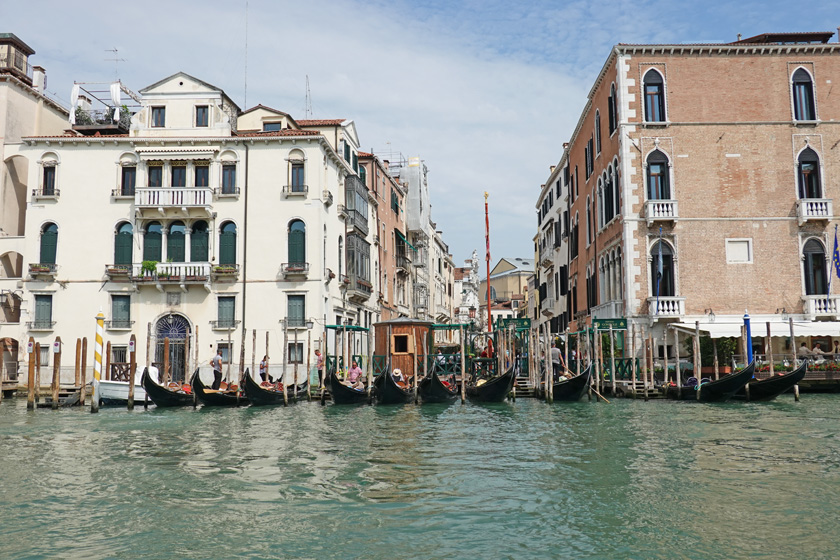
[32,66,46,92]
[550,165,556,173]
[737,33,742,42]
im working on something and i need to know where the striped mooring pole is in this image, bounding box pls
[91,311,105,413]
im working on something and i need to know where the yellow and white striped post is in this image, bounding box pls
[91,311,105,413]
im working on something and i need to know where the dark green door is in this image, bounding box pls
[40,224,58,265]
[168,223,185,262]
[288,220,305,264]
[219,223,236,265]
[114,224,133,265]
[191,221,208,261]
[144,223,162,261]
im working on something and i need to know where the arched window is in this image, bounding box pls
[191,220,208,261]
[288,220,306,265]
[792,68,816,121]
[803,239,827,295]
[612,163,620,215]
[608,83,618,133]
[595,110,602,155]
[114,222,133,266]
[798,148,821,199]
[597,179,605,229]
[650,241,675,298]
[168,221,186,262]
[143,222,162,261]
[219,222,237,265]
[40,223,58,265]
[585,197,592,246]
[647,150,670,200]
[643,69,666,123]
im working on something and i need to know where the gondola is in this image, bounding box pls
[141,367,195,407]
[418,367,459,404]
[328,369,369,405]
[465,367,515,403]
[663,361,755,402]
[242,370,309,406]
[191,370,248,407]
[374,369,415,405]
[732,361,807,402]
[552,365,592,402]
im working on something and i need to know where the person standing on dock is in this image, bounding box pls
[315,349,324,387]
[211,349,223,390]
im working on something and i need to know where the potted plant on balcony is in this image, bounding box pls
[138,260,158,280]
[29,264,52,274]
[212,265,238,275]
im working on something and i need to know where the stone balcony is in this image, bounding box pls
[592,300,624,319]
[131,262,211,291]
[540,297,556,316]
[134,187,213,217]
[796,198,832,225]
[645,199,678,226]
[28,263,57,279]
[280,262,310,279]
[647,296,685,317]
[803,295,840,319]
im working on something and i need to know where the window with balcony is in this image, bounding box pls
[40,223,58,265]
[646,150,671,199]
[121,166,136,196]
[222,165,236,194]
[803,239,827,295]
[643,69,666,123]
[43,165,56,196]
[195,164,209,187]
[191,220,208,261]
[195,105,208,127]
[171,165,186,188]
[114,222,133,266]
[287,295,305,327]
[168,222,186,262]
[291,162,305,192]
[148,165,163,188]
[144,222,162,261]
[34,294,52,329]
[288,220,306,266]
[650,241,675,297]
[217,296,236,328]
[798,148,822,199]
[792,68,816,121]
[151,106,165,127]
[111,295,131,328]
[219,222,237,265]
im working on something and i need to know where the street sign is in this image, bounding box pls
[592,318,627,330]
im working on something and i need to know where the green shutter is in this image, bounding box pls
[218,297,235,322]
[191,229,208,261]
[288,223,305,265]
[168,231,185,262]
[219,228,236,265]
[112,295,130,322]
[40,229,57,265]
[144,232,162,261]
[287,295,304,326]
[35,295,52,323]
[114,231,133,265]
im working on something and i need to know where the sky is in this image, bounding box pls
[3,0,840,266]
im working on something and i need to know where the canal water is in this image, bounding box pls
[1,395,838,560]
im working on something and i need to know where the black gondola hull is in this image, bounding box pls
[374,370,415,405]
[551,365,592,402]
[192,370,248,407]
[141,367,195,407]
[664,362,755,402]
[328,370,369,405]
[732,362,807,401]
[243,372,309,406]
[466,367,515,403]
[418,370,459,404]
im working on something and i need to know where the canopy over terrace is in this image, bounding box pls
[672,321,840,339]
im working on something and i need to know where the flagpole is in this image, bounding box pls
[830,224,839,298]
[485,191,493,335]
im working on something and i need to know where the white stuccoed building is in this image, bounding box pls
[9,72,373,384]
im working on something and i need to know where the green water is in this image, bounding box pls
[1,395,838,560]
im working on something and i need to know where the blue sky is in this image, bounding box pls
[3,0,840,266]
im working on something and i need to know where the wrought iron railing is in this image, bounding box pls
[281,262,310,276]
[32,188,59,198]
[26,320,55,330]
[105,320,134,329]
[29,263,57,275]
[211,319,240,330]
[283,184,309,195]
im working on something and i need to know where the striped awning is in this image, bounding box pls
[673,321,840,338]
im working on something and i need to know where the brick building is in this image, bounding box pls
[537,30,840,357]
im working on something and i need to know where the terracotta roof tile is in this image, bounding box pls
[298,119,345,126]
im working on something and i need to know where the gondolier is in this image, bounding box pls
[211,349,223,390]
[550,342,562,380]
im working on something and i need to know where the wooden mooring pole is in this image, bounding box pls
[80,337,87,406]
[34,342,41,404]
[51,337,61,410]
[26,337,35,409]
[127,334,136,410]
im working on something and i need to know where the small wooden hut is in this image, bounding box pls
[373,318,433,380]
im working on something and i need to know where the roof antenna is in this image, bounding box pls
[104,48,125,81]
[244,0,249,108]
[305,75,312,118]
[737,33,742,42]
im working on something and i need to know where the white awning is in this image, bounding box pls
[672,321,840,339]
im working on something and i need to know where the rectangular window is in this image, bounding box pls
[291,163,305,190]
[218,296,235,328]
[725,239,753,264]
[343,142,350,162]
[121,166,136,196]
[111,345,128,364]
[151,106,165,127]
[34,294,52,328]
[195,105,208,127]
[171,165,186,187]
[217,342,232,364]
[39,344,50,367]
[222,165,236,194]
[111,295,131,328]
[43,166,56,195]
[288,342,304,364]
[263,122,283,132]
[392,334,411,354]
[148,165,163,187]
[287,295,305,327]
[195,165,209,187]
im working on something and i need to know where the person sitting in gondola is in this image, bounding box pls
[392,368,406,387]
[345,360,364,390]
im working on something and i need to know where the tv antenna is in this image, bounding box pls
[305,75,312,118]
[104,48,125,81]
[244,0,249,108]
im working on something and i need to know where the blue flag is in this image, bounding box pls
[833,225,840,280]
